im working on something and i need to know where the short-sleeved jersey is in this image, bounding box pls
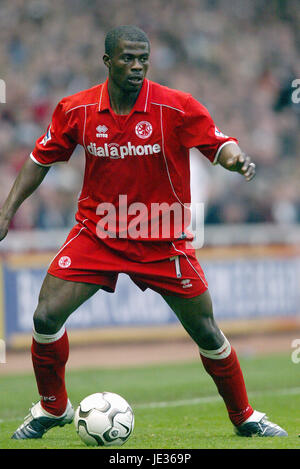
[31,78,237,245]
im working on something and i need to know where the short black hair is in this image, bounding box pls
[105,25,150,57]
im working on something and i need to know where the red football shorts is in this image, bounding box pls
[48,223,208,298]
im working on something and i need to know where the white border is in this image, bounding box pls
[48,225,87,268]
[159,105,189,209]
[65,102,97,115]
[171,242,207,288]
[30,152,54,167]
[151,102,185,113]
[213,140,238,165]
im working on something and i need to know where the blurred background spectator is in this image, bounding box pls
[0,0,299,230]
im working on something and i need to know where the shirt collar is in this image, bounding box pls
[98,78,151,113]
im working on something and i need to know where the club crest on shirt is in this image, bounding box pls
[135,121,153,139]
[58,256,71,268]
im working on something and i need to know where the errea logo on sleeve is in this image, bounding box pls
[215,126,228,138]
[40,125,52,146]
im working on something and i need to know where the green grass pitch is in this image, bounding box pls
[0,353,300,449]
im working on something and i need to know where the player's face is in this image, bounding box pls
[104,39,150,92]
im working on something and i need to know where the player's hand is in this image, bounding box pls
[226,153,256,181]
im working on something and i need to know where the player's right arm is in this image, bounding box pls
[0,98,78,242]
[179,95,255,179]
[0,158,50,241]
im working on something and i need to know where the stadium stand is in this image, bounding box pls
[0,0,299,232]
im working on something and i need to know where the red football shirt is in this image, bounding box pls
[30,78,237,245]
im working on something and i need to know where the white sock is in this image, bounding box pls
[32,325,66,344]
[241,410,265,425]
[198,332,231,360]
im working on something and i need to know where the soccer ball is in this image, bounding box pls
[74,392,134,447]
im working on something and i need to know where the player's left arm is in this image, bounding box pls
[217,142,256,181]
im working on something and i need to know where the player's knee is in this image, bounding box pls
[196,328,222,349]
[188,317,224,349]
[33,301,61,335]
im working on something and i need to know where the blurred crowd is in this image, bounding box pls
[0,0,300,231]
